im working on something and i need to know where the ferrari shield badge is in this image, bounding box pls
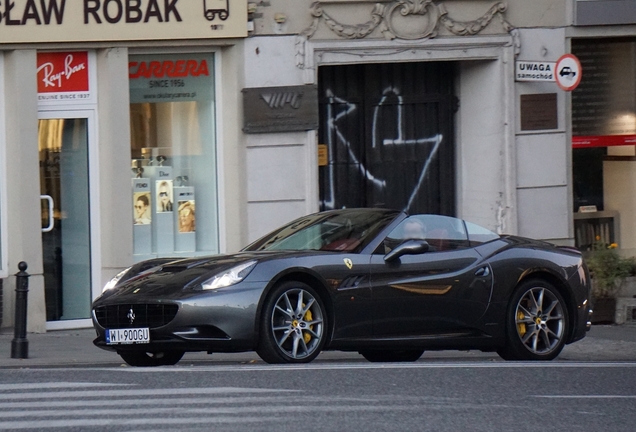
[344,258,353,269]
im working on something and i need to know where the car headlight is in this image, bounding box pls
[201,261,257,290]
[102,267,131,293]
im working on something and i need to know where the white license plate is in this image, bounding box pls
[106,328,150,345]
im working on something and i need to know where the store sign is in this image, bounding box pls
[129,54,214,103]
[572,135,636,148]
[515,61,556,82]
[242,85,319,133]
[0,0,246,43]
[37,51,94,104]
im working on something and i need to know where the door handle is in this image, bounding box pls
[41,195,54,233]
[475,266,490,277]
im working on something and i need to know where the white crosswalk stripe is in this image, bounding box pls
[0,382,423,430]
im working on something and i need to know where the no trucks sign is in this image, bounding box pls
[555,54,582,91]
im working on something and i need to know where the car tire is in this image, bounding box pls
[497,279,569,361]
[119,350,184,367]
[256,281,327,364]
[359,349,424,362]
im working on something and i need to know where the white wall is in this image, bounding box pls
[604,160,636,256]
[514,27,572,243]
[2,50,45,332]
[457,58,516,234]
[219,43,250,251]
[0,53,6,281]
[244,36,317,243]
[96,48,134,290]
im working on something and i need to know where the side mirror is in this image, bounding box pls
[384,239,430,262]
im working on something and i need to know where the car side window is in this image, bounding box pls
[464,221,500,245]
[382,215,470,253]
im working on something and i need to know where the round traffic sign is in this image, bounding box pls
[555,54,582,91]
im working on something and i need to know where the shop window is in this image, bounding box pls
[129,53,218,259]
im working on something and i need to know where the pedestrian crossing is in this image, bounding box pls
[0,382,425,430]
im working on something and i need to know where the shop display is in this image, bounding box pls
[132,159,197,255]
[132,178,152,255]
[130,53,218,260]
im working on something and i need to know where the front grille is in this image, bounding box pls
[94,304,179,329]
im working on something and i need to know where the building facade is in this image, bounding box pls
[0,1,247,331]
[4,0,630,331]
[242,0,573,245]
[570,1,636,257]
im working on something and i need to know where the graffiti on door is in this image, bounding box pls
[321,86,444,213]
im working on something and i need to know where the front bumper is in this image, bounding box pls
[92,283,264,353]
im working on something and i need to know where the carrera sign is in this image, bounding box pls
[129,59,210,79]
[37,51,94,104]
[129,53,214,103]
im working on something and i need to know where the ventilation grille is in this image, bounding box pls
[94,304,179,329]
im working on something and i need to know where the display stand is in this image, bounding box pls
[132,178,152,255]
[145,166,174,255]
[174,186,196,252]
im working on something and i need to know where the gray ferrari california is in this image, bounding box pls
[92,208,592,366]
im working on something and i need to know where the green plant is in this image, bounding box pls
[586,240,635,299]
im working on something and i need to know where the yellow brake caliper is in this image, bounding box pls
[517,311,527,336]
[303,306,313,344]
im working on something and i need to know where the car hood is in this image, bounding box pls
[96,250,327,301]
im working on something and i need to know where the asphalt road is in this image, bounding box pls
[0,360,635,431]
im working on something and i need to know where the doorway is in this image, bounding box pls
[39,110,97,329]
[318,62,457,215]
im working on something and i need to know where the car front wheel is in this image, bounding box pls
[498,279,568,361]
[257,281,327,364]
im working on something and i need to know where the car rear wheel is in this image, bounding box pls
[498,279,568,361]
[119,350,184,367]
[359,349,424,362]
[257,281,327,364]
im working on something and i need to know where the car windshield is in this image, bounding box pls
[244,209,400,252]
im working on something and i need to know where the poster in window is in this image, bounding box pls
[156,180,174,213]
[178,200,196,233]
[133,192,152,225]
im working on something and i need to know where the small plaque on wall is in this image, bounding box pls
[520,93,558,131]
[243,85,318,133]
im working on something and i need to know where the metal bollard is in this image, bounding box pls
[11,262,29,359]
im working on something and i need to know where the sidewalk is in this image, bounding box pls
[0,324,634,368]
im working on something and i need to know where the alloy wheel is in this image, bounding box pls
[270,287,324,360]
[514,287,565,356]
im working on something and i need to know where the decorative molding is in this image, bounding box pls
[296,1,518,68]
[439,3,505,36]
[382,0,439,40]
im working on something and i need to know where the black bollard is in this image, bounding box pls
[11,262,29,359]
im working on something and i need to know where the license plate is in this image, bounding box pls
[106,328,150,345]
